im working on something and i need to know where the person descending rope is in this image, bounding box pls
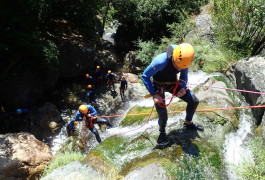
[118,76,128,100]
[106,70,116,90]
[86,84,96,104]
[142,43,203,145]
[85,74,94,86]
[67,104,112,143]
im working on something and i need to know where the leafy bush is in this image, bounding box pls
[136,40,159,65]
[235,136,265,180]
[212,0,265,56]
[112,0,208,54]
[41,150,86,177]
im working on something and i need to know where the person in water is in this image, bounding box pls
[67,104,112,143]
[141,43,203,144]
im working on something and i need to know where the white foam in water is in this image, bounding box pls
[223,114,254,179]
[49,71,220,154]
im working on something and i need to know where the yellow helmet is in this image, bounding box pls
[172,43,194,69]
[87,85,92,89]
[79,105,88,114]
[108,70,111,73]
[86,74,89,78]
[96,66,100,69]
[73,121,79,125]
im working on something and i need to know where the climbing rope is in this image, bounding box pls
[110,105,155,137]
[80,82,265,143]
[157,81,179,108]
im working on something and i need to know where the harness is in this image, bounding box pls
[85,116,94,129]
[155,81,179,108]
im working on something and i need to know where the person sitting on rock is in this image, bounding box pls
[67,104,112,143]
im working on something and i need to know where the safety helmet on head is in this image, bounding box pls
[16,109,22,114]
[73,121,79,125]
[108,70,111,73]
[79,105,88,114]
[87,85,92,89]
[86,74,89,78]
[96,66,100,69]
[172,43,194,69]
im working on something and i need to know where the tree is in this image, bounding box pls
[111,0,208,57]
[213,0,265,56]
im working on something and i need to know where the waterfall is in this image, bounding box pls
[223,111,254,179]
[49,71,220,154]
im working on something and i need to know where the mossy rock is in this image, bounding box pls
[120,102,187,127]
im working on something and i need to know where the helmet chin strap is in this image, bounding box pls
[172,60,182,71]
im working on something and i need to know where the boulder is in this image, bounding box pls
[30,103,65,141]
[0,132,52,180]
[226,56,265,124]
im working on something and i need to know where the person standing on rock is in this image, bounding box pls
[106,70,116,90]
[118,76,128,100]
[86,84,96,104]
[141,43,203,145]
[66,104,112,143]
[93,66,104,85]
[85,74,94,86]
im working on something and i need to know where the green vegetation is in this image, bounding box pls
[213,0,265,57]
[41,150,86,177]
[235,136,265,180]
[120,105,157,127]
[111,0,208,54]
[0,0,103,79]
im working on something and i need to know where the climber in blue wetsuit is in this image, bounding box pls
[86,84,96,104]
[141,43,203,144]
[66,104,112,143]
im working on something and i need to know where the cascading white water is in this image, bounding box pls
[50,70,220,154]
[223,111,254,179]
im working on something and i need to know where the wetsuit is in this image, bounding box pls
[85,76,94,85]
[118,78,128,100]
[67,105,112,143]
[141,44,199,133]
[87,87,96,103]
[106,73,116,89]
[94,69,104,82]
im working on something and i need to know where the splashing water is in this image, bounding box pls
[49,71,223,154]
[223,112,254,180]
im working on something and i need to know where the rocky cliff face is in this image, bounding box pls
[227,56,265,125]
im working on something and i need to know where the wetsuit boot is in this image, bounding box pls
[184,122,204,131]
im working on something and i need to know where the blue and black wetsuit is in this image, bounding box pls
[94,69,104,82]
[67,105,112,143]
[141,44,199,133]
[87,87,96,103]
[118,78,128,100]
[86,76,94,85]
[106,73,116,89]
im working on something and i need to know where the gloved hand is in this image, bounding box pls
[153,93,163,104]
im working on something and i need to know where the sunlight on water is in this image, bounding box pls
[49,71,221,154]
